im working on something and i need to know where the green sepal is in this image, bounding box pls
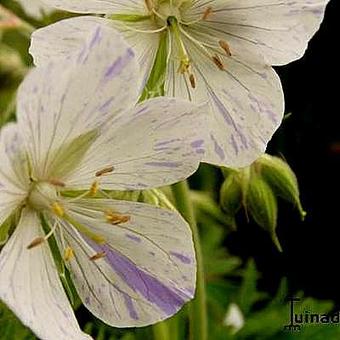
[108,14,151,22]
[246,176,281,252]
[139,32,168,101]
[220,174,243,218]
[257,154,306,220]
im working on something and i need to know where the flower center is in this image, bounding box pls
[28,182,59,212]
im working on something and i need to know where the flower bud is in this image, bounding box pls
[257,154,306,220]
[220,174,242,217]
[246,176,282,251]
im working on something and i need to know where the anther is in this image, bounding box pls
[49,179,66,187]
[95,166,114,177]
[27,237,45,249]
[51,202,65,217]
[202,7,213,20]
[90,251,106,261]
[189,73,196,89]
[212,54,225,70]
[219,40,232,57]
[105,211,131,225]
[64,246,74,261]
[90,181,99,196]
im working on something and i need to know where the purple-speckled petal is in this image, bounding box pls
[0,209,90,340]
[19,22,140,179]
[57,198,197,327]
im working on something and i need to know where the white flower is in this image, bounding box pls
[30,0,328,167]
[0,25,208,339]
[16,0,53,19]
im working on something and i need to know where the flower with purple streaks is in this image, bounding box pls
[0,25,207,339]
[30,0,329,167]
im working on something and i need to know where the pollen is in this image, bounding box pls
[219,40,232,57]
[95,166,114,177]
[51,202,65,217]
[212,54,225,70]
[64,246,74,261]
[27,237,45,250]
[105,211,131,225]
[202,6,213,20]
[90,181,99,196]
[189,73,196,89]
[90,251,106,261]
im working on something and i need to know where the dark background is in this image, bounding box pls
[225,0,340,306]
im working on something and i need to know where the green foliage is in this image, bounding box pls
[0,302,35,340]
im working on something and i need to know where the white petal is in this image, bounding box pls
[41,0,146,14]
[30,16,160,93]
[166,31,284,167]
[30,16,112,66]
[64,97,208,190]
[190,0,329,65]
[16,0,53,19]
[55,198,195,327]
[0,123,29,225]
[18,23,140,179]
[0,209,90,340]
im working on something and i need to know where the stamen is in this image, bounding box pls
[219,40,232,57]
[90,181,99,196]
[49,178,66,187]
[51,202,65,217]
[27,237,45,249]
[95,166,114,177]
[27,220,58,249]
[189,73,196,89]
[64,246,74,261]
[212,54,225,70]
[105,211,131,225]
[202,7,213,20]
[90,251,106,261]
[168,16,192,75]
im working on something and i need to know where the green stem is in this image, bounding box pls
[152,321,170,340]
[171,181,207,340]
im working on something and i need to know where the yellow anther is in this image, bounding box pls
[90,181,99,196]
[219,40,232,57]
[51,202,65,217]
[212,54,225,70]
[90,251,106,261]
[105,211,131,225]
[189,73,196,89]
[95,166,114,177]
[64,246,74,261]
[48,179,66,187]
[27,237,45,250]
[202,6,213,20]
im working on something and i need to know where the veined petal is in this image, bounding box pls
[55,198,195,327]
[0,123,29,225]
[30,16,113,66]
[166,32,284,167]
[18,24,140,179]
[41,0,146,14]
[30,16,159,93]
[0,209,90,340]
[190,0,329,65]
[64,97,208,191]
